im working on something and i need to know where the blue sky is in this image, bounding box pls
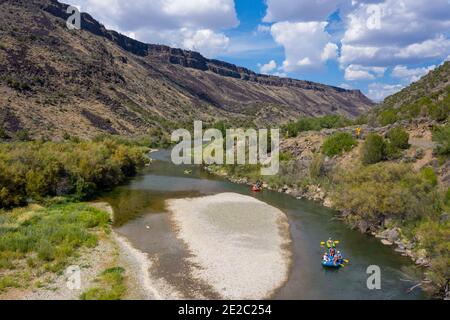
[71,0,450,101]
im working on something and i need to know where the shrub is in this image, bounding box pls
[0,140,149,208]
[385,142,402,160]
[428,101,450,122]
[332,163,436,222]
[420,167,438,187]
[283,115,353,137]
[415,220,450,295]
[16,130,31,141]
[0,128,8,140]
[386,127,410,150]
[445,188,450,206]
[432,124,450,158]
[322,132,357,157]
[309,153,325,179]
[378,109,398,126]
[361,133,386,165]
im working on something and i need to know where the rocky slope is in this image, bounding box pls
[0,0,373,139]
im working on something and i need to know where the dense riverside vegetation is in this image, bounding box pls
[0,138,150,208]
[332,163,449,294]
[0,136,150,296]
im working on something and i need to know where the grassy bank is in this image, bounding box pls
[0,202,109,293]
[0,137,151,298]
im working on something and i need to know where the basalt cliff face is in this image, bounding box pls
[0,0,374,138]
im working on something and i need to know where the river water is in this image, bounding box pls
[100,150,427,300]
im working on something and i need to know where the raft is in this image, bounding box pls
[251,185,261,192]
[321,259,343,268]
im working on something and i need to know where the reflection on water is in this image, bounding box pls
[100,150,428,300]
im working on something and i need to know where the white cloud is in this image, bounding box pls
[257,24,271,33]
[321,43,339,61]
[344,64,386,81]
[70,0,239,58]
[264,0,346,23]
[367,82,404,102]
[273,72,288,77]
[340,0,450,67]
[395,36,450,60]
[391,65,436,84]
[271,21,338,71]
[259,60,278,74]
[182,29,230,58]
[340,83,354,90]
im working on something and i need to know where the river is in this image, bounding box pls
[100,149,427,300]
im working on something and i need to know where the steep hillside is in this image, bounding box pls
[376,62,450,124]
[0,0,374,139]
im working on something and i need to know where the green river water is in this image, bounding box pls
[100,149,427,300]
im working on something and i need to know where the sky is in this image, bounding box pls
[69,0,450,101]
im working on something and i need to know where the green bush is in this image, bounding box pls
[415,220,450,295]
[283,115,353,138]
[432,124,450,158]
[361,133,386,165]
[386,127,410,150]
[0,139,149,208]
[378,109,398,126]
[332,163,436,222]
[322,132,357,157]
[445,188,450,206]
[428,100,450,122]
[420,167,438,187]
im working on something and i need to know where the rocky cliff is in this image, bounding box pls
[0,0,374,139]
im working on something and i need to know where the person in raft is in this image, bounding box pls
[323,253,329,263]
[326,238,336,248]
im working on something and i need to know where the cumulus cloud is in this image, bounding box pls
[271,21,338,71]
[391,65,436,84]
[258,60,277,74]
[340,0,450,66]
[321,43,339,61]
[344,64,386,81]
[367,83,404,102]
[182,29,230,57]
[257,24,271,33]
[263,0,346,23]
[70,0,238,57]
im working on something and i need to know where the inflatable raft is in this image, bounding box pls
[321,258,344,268]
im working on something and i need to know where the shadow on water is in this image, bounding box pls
[100,149,428,300]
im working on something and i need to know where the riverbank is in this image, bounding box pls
[167,193,292,300]
[0,202,149,300]
[204,121,450,298]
